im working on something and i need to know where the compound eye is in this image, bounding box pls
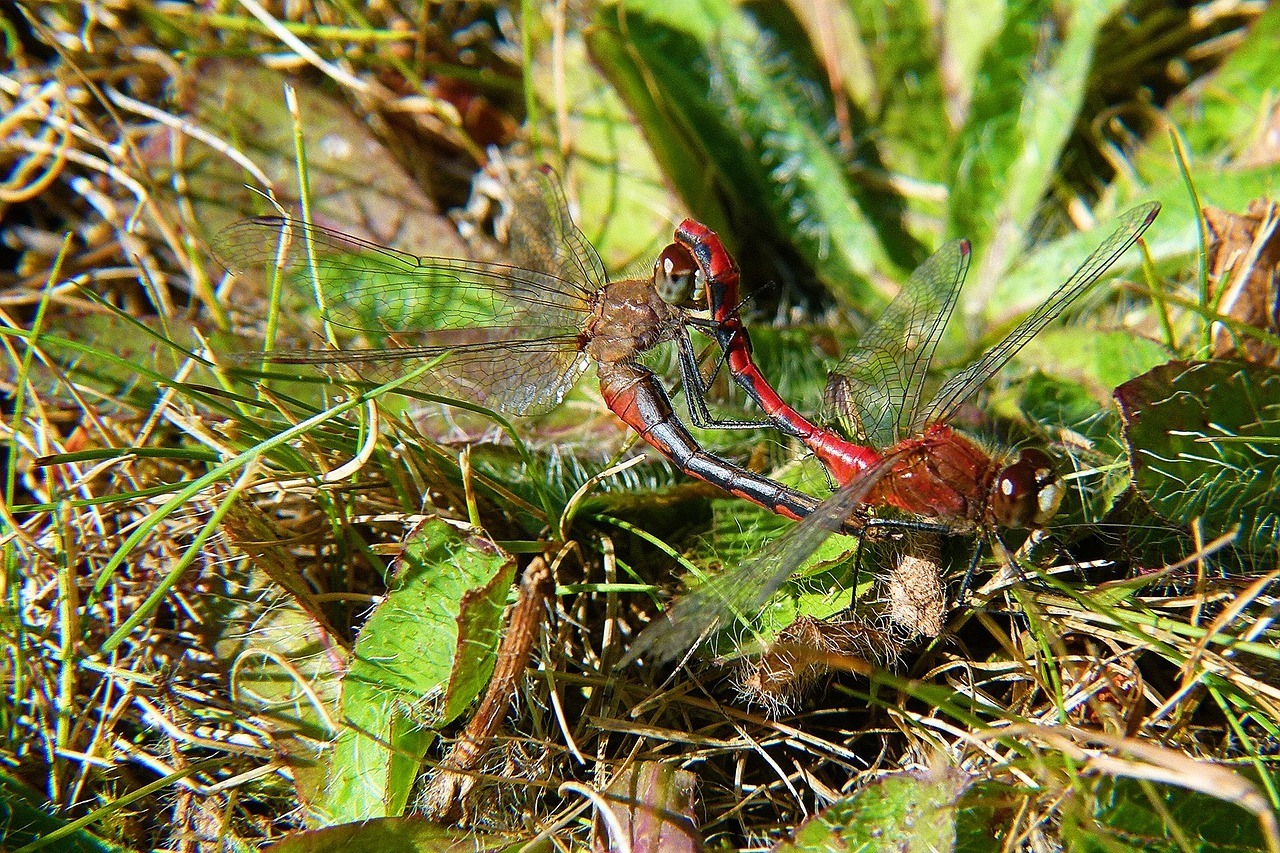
[992,448,1063,529]
[654,244,701,305]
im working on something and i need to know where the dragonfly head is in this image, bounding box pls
[991,448,1064,529]
[653,243,705,307]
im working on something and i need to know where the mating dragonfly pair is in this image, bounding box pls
[223,168,1158,664]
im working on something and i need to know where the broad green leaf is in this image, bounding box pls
[729,554,868,657]
[697,461,873,659]
[848,0,953,185]
[954,780,1023,853]
[776,769,969,852]
[948,0,1052,243]
[1171,4,1280,161]
[33,309,202,412]
[583,6,726,243]
[1114,8,1280,248]
[185,61,469,277]
[1063,776,1272,853]
[711,28,897,294]
[955,774,1276,852]
[0,768,132,853]
[949,0,1126,306]
[777,1,876,111]
[1115,360,1280,556]
[220,506,347,809]
[1007,370,1113,441]
[987,201,1158,327]
[322,519,515,824]
[943,0,1006,110]
[589,0,899,308]
[523,7,676,272]
[264,816,549,853]
[1017,328,1172,405]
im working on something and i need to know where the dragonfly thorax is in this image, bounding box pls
[583,277,685,365]
[871,424,999,527]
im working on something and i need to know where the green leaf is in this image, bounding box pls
[954,781,1024,853]
[1115,360,1280,556]
[949,0,1127,300]
[263,816,549,853]
[987,204,1156,327]
[0,767,132,853]
[1012,371,1112,440]
[523,11,676,272]
[776,769,969,852]
[694,460,877,659]
[34,309,200,411]
[1017,328,1173,407]
[321,519,515,823]
[585,0,738,238]
[1171,3,1280,161]
[850,0,952,184]
[1117,8,1280,236]
[588,0,899,307]
[1064,776,1272,853]
[187,61,470,269]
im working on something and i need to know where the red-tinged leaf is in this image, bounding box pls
[594,762,701,853]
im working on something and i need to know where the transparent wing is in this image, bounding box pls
[621,452,903,666]
[824,240,971,447]
[508,167,609,296]
[254,334,590,416]
[217,170,607,416]
[916,201,1159,431]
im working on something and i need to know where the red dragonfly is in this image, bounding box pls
[220,168,847,529]
[624,202,1160,663]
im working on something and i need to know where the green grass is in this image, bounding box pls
[3,1,1279,850]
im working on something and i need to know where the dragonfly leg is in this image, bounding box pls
[964,527,1081,604]
[675,330,778,431]
[952,538,987,611]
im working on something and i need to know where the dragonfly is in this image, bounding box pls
[624,202,1160,664]
[219,168,852,531]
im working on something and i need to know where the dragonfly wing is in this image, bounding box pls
[621,452,903,666]
[218,210,598,416]
[218,217,596,335]
[508,168,610,304]
[257,335,590,416]
[916,202,1159,431]
[825,240,970,447]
